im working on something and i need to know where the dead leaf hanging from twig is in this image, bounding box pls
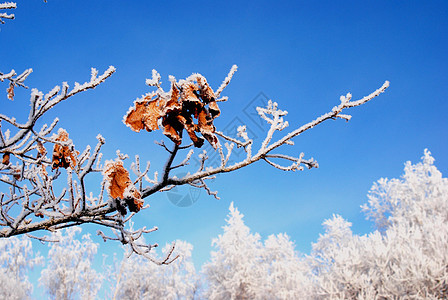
[124,72,222,149]
[103,160,144,213]
[7,82,15,101]
[123,93,166,132]
[51,129,79,170]
[2,152,10,165]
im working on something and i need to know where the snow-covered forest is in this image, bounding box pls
[1,150,447,299]
[1,1,447,299]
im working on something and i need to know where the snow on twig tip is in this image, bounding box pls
[215,64,238,98]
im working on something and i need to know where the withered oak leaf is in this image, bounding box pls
[164,82,182,114]
[103,160,144,213]
[37,141,47,158]
[197,107,218,149]
[123,93,166,132]
[2,152,10,165]
[180,82,202,118]
[37,141,48,178]
[7,83,15,101]
[124,73,223,149]
[52,129,79,170]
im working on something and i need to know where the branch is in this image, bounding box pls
[215,65,238,98]
[0,67,115,151]
[140,80,389,199]
[0,62,388,266]
[0,2,16,24]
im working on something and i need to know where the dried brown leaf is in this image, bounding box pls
[52,129,79,170]
[12,166,21,180]
[196,75,220,118]
[164,82,182,114]
[2,152,10,165]
[162,115,182,145]
[208,100,221,119]
[177,114,204,148]
[126,188,144,213]
[103,160,144,213]
[125,73,224,149]
[36,141,48,178]
[181,82,202,118]
[7,83,14,101]
[197,75,215,103]
[197,108,218,149]
[37,141,47,158]
[124,94,166,132]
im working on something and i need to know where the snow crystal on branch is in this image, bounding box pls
[215,64,237,98]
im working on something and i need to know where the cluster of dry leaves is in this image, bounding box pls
[123,74,221,149]
[2,128,143,214]
[1,129,77,180]
[51,129,78,170]
[1,72,231,217]
[50,129,143,213]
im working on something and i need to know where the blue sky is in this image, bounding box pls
[1,0,448,295]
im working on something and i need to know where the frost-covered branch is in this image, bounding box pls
[1,60,387,264]
[121,66,388,200]
[0,66,115,151]
[0,2,16,24]
[0,68,32,100]
[215,64,237,98]
[0,67,165,257]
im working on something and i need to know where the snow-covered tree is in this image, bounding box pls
[202,203,265,299]
[203,151,447,299]
[309,149,448,299]
[39,227,102,300]
[0,2,388,260]
[0,235,42,300]
[262,233,312,299]
[202,202,311,299]
[109,240,198,300]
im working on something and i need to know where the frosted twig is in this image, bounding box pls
[171,149,194,170]
[25,233,60,243]
[259,81,389,155]
[133,161,151,187]
[0,67,115,151]
[155,140,172,154]
[159,185,176,192]
[141,80,389,201]
[1,69,32,98]
[192,178,219,199]
[215,65,238,98]
[0,2,14,23]
[215,131,249,148]
[79,135,105,210]
[216,96,228,102]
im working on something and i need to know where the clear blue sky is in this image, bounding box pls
[2,0,447,295]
